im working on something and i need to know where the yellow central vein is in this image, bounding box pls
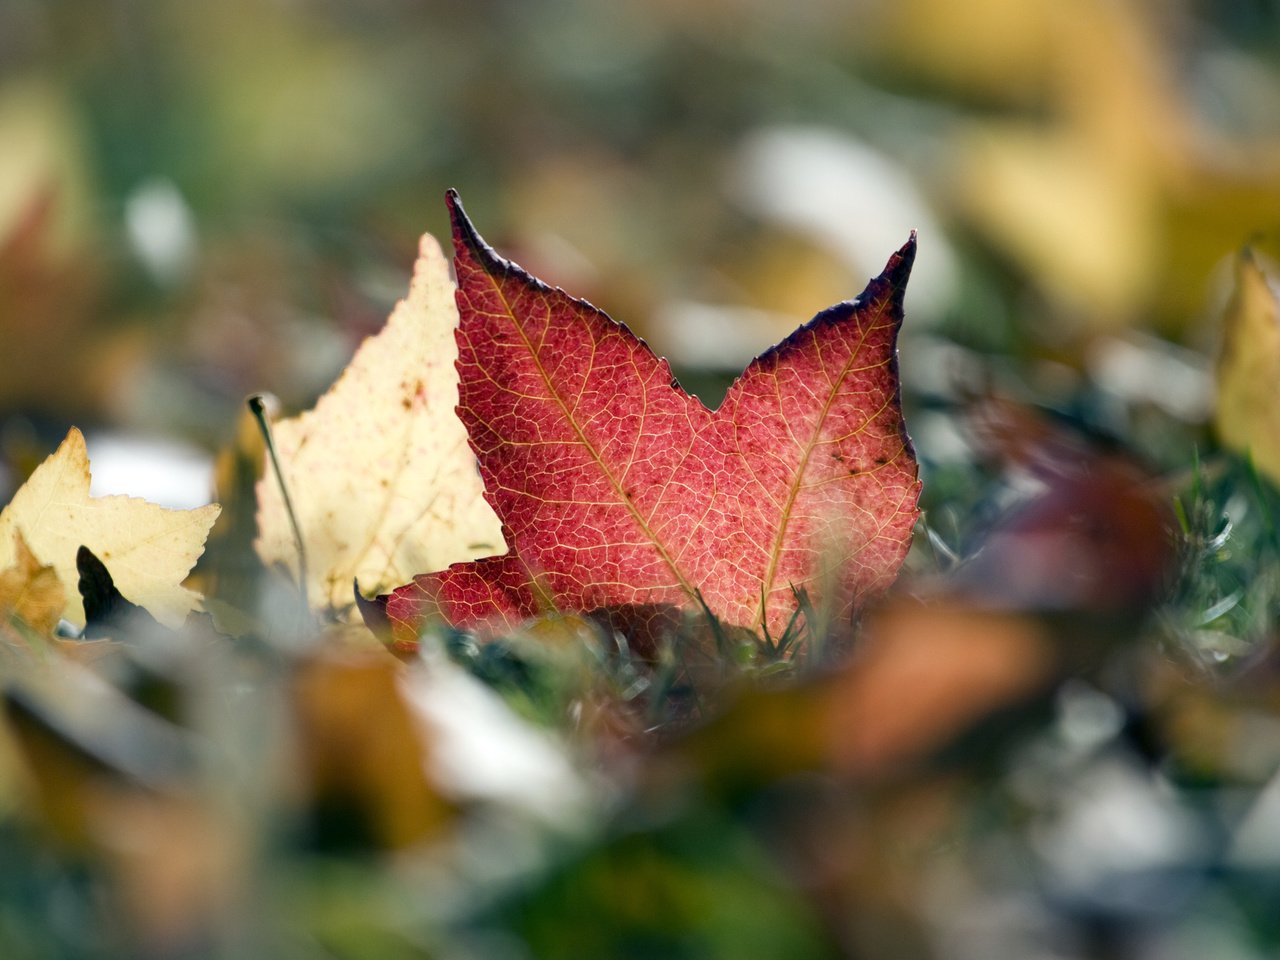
[752,298,896,632]
[483,274,698,602]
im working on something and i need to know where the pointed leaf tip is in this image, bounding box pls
[890,231,917,281]
[354,578,393,640]
[446,189,501,272]
[447,189,567,303]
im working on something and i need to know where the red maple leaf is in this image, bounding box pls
[376,190,920,649]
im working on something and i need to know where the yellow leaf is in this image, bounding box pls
[951,125,1156,320]
[0,428,220,629]
[852,0,1280,332]
[1216,250,1280,485]
[255,233,506,610]
[0,531,65,636]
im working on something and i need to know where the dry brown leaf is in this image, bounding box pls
[0,530,65,636]
[255,233,505,610]
[0,428,220,628]
[291,644,455,848]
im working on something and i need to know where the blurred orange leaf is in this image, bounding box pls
[291,644,456,849]
[0,530,65,637]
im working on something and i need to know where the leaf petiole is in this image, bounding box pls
[248,394,310,612]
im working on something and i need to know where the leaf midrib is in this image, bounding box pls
[482,273,699,603]
[752,294,895,631]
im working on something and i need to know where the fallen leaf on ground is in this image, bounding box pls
[256,233,506,610]
[381,191,919,647]
[1216,249,1280,486]
[0,428,219,628]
